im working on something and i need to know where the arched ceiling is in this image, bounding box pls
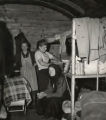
[0,0,106,18]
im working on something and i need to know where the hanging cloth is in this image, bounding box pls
[88,18,100,61]
[99,18,106,63]
[74,18,90,58]
[59,34,67,59]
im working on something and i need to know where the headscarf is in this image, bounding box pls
[48,64,62,92]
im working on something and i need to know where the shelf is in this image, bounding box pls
[66,73,106,78]
[70,18,106,120]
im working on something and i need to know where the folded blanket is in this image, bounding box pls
[4,76,32,106]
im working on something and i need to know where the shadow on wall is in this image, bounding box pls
[0,21,14,77]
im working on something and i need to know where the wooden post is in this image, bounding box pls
[71,19,76,120]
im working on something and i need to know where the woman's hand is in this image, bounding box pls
[37,92,47,99]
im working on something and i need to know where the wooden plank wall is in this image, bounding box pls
[0,4,72,53]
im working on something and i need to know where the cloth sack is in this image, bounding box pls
[80,91,106,120]
[62,100,71,114]
[84,60,106,74]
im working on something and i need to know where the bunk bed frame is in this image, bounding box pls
[68,18,106,120]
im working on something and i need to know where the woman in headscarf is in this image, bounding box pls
[36,64,67,120]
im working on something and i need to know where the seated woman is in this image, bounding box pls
[36,64,67,120]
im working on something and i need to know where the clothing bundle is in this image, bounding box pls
[73,17,106,75]
[74,17,106,63]
[80,91,106,120]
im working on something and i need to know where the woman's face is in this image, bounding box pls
[39,45,47,53]
[21,43,28,51]
[49,67,56,77]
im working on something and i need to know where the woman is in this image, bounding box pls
[37,64,67,120]
[15,41,38,106]
[35,39,55,92]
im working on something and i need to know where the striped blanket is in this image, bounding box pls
[3,76,32,106]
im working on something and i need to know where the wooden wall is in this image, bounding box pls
[0,4,72,52]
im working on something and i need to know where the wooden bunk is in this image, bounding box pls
[67,18,106,120]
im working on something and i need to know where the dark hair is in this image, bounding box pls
[49,64,62,78]
[48,64,62,92]
[36,39,48,49]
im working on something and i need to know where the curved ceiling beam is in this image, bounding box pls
[57,0,85,15]
[41,0,85,15]
[0,0,84,18]
[34,0,75,18]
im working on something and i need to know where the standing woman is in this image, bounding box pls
[35,39,54,92]
[15,41,38,105]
